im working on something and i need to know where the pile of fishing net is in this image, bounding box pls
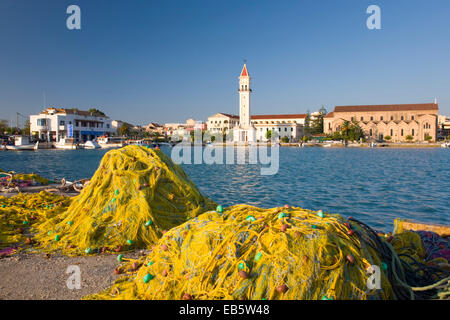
[0,191,71,253]
[87,205,432,300]
[33,145,216,256]
[389,231,450,299]
[0,169,53,189]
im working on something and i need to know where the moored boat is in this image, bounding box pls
[83,140,101,149]
[3,136,38,151]
[97,136,125,149]
[55,138,81,150]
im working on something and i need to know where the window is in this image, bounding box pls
[401,129,404,136]
[401,116,404,120]
[37,119,47,126]
[370,129,372,136]
[106,124,110,129]
[284,128,287,132]
[380,116,383,121]
[75,121,79,127]
[278,128,281,131]
[412,129,415,136]
[291,128,293,131]
[411,116,415,120]
[391,116,394,121]
[361,117,364,121]
[370,116,373,121]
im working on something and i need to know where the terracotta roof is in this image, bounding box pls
[251,114,307,120]
[218,113,239,119]
[240,64,249,77]
[333,103,438,113]
[42,108,99,117]
[324,112,334,118]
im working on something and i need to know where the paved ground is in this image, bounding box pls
[0,251,140,300]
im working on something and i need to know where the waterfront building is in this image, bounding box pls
[145,122,164,135]
[186,118,207,132]
[207,64,306,142]
[163,123,186,138]
[323,103,439,142]
[111,120,125,132]
[438,115,450,140]
[30,108,115,143]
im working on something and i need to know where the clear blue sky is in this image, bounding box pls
[1,0,449,126]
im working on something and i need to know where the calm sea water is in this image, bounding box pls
[0,147,449,232]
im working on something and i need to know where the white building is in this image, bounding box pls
[30,108,115,143]
[206,64,306,142]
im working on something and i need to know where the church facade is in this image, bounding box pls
[207,64,305,142]
[324,103,439,142]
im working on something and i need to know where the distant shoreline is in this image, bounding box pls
[210,142,445,148]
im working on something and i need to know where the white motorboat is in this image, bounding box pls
[83,140,101,149]
[97,137,125,149]
[55,138,80,150]
[4,136,38,151]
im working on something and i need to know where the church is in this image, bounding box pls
[207,64,306,142]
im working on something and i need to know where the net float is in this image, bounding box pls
[276,284,289,293]
[346,254,355,264]
[182,293,192,300]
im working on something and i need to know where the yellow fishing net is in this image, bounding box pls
[33,145,216,255]
[87,205,399,300]
[0,191,71,250]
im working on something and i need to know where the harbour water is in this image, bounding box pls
[0,147,449,232]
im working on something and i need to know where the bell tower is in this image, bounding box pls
[238,64,251,128]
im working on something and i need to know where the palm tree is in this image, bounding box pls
[341,120,351,140]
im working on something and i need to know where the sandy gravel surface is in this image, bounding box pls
[0,251,141,300]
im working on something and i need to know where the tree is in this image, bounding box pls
[23,120,31,135]
[384,135,392,142]
[339,120,364,142]
[0,119,8,134]
[310,106,327,134]
[119,123,131,136]
[405,135,413,142]
[88,108,106,117]
[211,135,216,142]
[281,136,289,143]
[265,130,272,140]
[425,134,432,142]
[303,111,312,137]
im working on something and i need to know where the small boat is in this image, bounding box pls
[55,138,80,150]
[441,142,450,148]
[129,140,148,146]
[4,136,38,151]
[97,137,125,149]
[83,140,101,149]
[394,218,450,238]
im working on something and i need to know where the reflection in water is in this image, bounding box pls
[0,147,449,232]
